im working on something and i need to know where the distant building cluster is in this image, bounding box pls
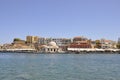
[0,35,120,53]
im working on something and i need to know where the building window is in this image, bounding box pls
[54,49,56,52]
[48,48,49,51]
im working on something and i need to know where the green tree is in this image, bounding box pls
[117,44,120,49]
[13,38,21,42]
[95,40,101,48]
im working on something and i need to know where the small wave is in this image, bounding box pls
[15,74,31,80]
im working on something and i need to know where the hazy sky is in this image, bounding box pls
[0,0,120,44]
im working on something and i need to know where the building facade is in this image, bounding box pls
[40,41,59,53]
[39,38,71,45]
[100,39,116,49]
[26,36,39,44]
[69,36,91,48]
[38,38,71,51]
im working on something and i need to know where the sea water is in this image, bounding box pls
[0,53,120,80]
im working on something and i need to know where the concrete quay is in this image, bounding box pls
[67,48,120,53]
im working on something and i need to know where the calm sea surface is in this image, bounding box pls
[0,53,120,80]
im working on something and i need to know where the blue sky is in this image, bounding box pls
[0,0,120,44]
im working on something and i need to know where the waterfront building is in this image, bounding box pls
[51,38,71,46]
[40,41,59,53]
[67,36,92,52]
[38,37,52,45]
[69,36,91,48]
[26,36,39,44]
[56,38,71,51]
[38,38,72,51]
[38,38,51,45]
[38,37,46,45]
[39,38,71,45]
[100,39,116,49]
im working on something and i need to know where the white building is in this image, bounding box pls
[101,39,116,49]
[41,41,59,53]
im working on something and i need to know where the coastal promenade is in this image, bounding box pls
[0,48,120,53]
[0,48,36,53]
[68,48,120,52]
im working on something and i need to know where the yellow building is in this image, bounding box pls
[26,36,39,44]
